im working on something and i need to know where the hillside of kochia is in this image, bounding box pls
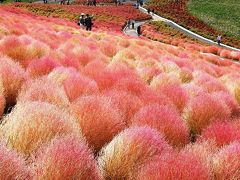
[12,3,151,32]
[0,5,240,179]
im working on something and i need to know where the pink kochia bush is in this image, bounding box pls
[33,136,102,180]
[136,150,212,180]
[183,92,231,134]
[48,67,99,102]
[158,84,189,112]
[26,56,60,78]
[0,101,82,156]
[131,104,189,147]
[0,55,27,105]
[98,126,171,179]
[71,95,125,152]
[0,143,31,179]
[102,90,143,124]
[199,120,240,147]
[17,77,69,107]
[213,142,240,179]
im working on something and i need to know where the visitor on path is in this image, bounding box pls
[147,8,151,14]
[152,9,155,14]
[79,13,85,29]
[127,19,131,29]
[139,0,143,6]
[137,25,141,36]
[217,35,222,46]
[132,20,135,29]
[85,14,93,31]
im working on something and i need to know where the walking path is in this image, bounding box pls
[124,3,240,52]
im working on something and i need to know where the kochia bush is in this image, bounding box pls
[0,101,82,156]
[131,104,189,147]
[0,143,31,179]
[98,126,171,179]
[17,77,69,107]
[71,95,125,152]
[33,135,102,180]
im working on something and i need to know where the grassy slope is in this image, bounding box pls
[188,0,240,40]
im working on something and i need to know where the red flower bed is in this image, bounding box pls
[141,21,240,61]
[145,0,240,48]
[12,3,151,32]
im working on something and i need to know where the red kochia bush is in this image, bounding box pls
[102,90,143,124]
[0,55,27,105]
[213,142,240,179]
[131,104,189,147]
[26,56,60,78]
[98,126,171,179]
[136,150,211,180]
[33,136,102,180]
[48,67,99,102]
[113,77,148,97]
[0,143,31,179]
[183,92,231,134]
[212,91,240,117]
[199,121,240,147]
[159,84,189,112]
[0,101,82,156]
[71,95,125,152]
[17,77,69,107]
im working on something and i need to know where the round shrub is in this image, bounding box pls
[71,95,125,152]
[98,126,171,179]
[183,92,231,134]
[17,77,69,107]
[0,143,31,179]
[131,104,189,147]
[199,121,240,147]
[102,90,143,124]
[213,142,240,179]
[0,101,82,156]
[0,55,27,105]
[48,67,99,102]
[33,135,102,180]
[136,150,211,180]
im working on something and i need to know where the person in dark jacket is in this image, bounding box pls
[137,25,141,36]
[85,14,93,31]
[147,8,151,14]
[131,20,135,29]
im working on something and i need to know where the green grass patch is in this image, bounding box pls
[188,0,240,40]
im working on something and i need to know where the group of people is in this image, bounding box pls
[127,19,141,36]
[114,0,123,5]
[78,13,94,31]
[147,8,155,14]
[86,0,97,6]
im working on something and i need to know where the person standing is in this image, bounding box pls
[85,14,93,31]
[93,0,96,6]
[127,19,131,29]
[79,13,85,29]
[137,25,141,36]
[217,35,222,45]
[147,8,151,14]
[132,19,135,29]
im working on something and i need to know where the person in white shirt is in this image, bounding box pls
[79,13,85,29]
[217,35,222,45]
